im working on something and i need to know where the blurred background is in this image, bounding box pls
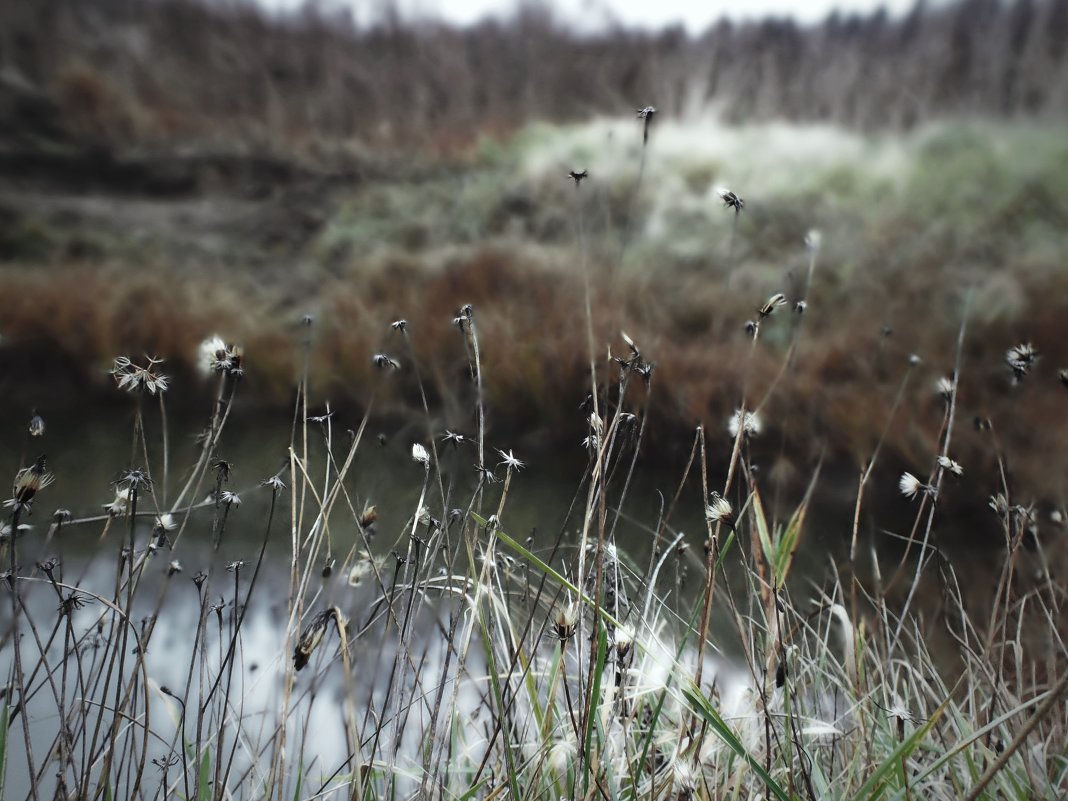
[1,0,1067,552]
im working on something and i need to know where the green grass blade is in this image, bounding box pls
[681,684,793,801]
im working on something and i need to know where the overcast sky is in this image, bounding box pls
[263,0,924,32]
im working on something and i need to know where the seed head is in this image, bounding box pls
[411,443,430,466]
[475,464,499,484]
[154,514,177,533]
[28,413,44,438]
[372,353,400,370]
[218,490,241,508]
[568,169,588,185]
[898,472,936,501]
[442,430,467,447]
[758,292,788,318]
[554,601,579,641]
[637,106,656,143]
[294,616,328,671]
[705,492,735,528]
[716,186,745,213]
[390,319,408,332]
[103,487,131,517]
[935,376,956,402]
[359,504,378,528]
[197,336,243,377]
[261,474,287,492]
[728,409,762,438]
[497,448,525,472]
[111,356,169,395]
[1005,342,1038,381]
[7,455,54,512]
[804,229,822,252]
[936,456,963,476]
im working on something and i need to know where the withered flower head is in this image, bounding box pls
[218,490,241,508]
[293,608,343,672]
[935,376,956,402]
[728,409,762,439]
[391,319,408,332]
[497,448,525,472]
[111,356,169,395]
[359,503,378,528]
[568,169,588,185]
[411,443,430,466]
[372,353,400,370]
[936,456,963,477]
[442,430,467,447]
[197,336,244,377]
[554,601,579,641]
[716,187,745,213]
[261,474,287,492]
[705,492,734,528]
[28,412,44,438]
[7,455,54,512]
[1005,342,1038,381]
[59,592,90,617]
[758,293,788,318]
[898,472,937,501]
